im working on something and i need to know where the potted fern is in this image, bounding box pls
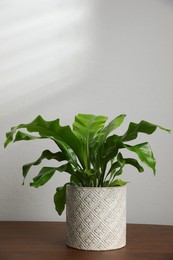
[4,113,170,251]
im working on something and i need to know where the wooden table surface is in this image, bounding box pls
[0,222,173,260]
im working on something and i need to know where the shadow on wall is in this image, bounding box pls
[0,0,91,118]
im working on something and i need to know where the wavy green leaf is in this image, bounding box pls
[4,126,22,148]
[121,120,171,142]
[98,114,126,143]
[124,158,144,172]
[22,150,66,184]
[108,161,121,175]
[54,184,67,215]
[14,131,42,142]
[107,156,144,181]
[94,115,126,171]
[30,167,58,188]
[73,114,108,169]
[4,115,83,168]
[109,179,128,187]
[73,114,108,140]
[30,163,74,188]
[101,135,122,169]
[125,142,156,174]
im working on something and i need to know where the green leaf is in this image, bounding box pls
[4,125,43,148]
[121,120,171,142]
[92,115,126,172]
[125,142,156,174]
[70,174,82,186]
[108,161,121,174]
[54,184,67,215]
[30,163,74,188]
[109,179,128,187]
[107,155,144,180]
[73,114,108,140]
[111,168,123,178]
[27,116,83,166]
[98,114,126,142]
[57,163,75,175]
[101,135,122,169]
[4,115,83,168]
[4,126,20,148]
[124,158,144,172]
[109,153,125,177]
[14,131,42,142]
[30,167,58,187]
[117,152,125,166]
[102,180,110,187]
[22,150,66,184]
[73,114,108,169]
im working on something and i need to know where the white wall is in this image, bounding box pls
[0,0,173,224]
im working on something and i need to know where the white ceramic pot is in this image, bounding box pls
[66,185,126,251]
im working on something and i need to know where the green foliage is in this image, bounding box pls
[4,114,170,215]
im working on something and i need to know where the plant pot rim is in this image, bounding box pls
[67,185,126,189]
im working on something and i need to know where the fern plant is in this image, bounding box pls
[4,113,170,215]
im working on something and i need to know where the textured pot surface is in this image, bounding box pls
[66,186,126,251]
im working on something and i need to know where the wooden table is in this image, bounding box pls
[0,222,173,260]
